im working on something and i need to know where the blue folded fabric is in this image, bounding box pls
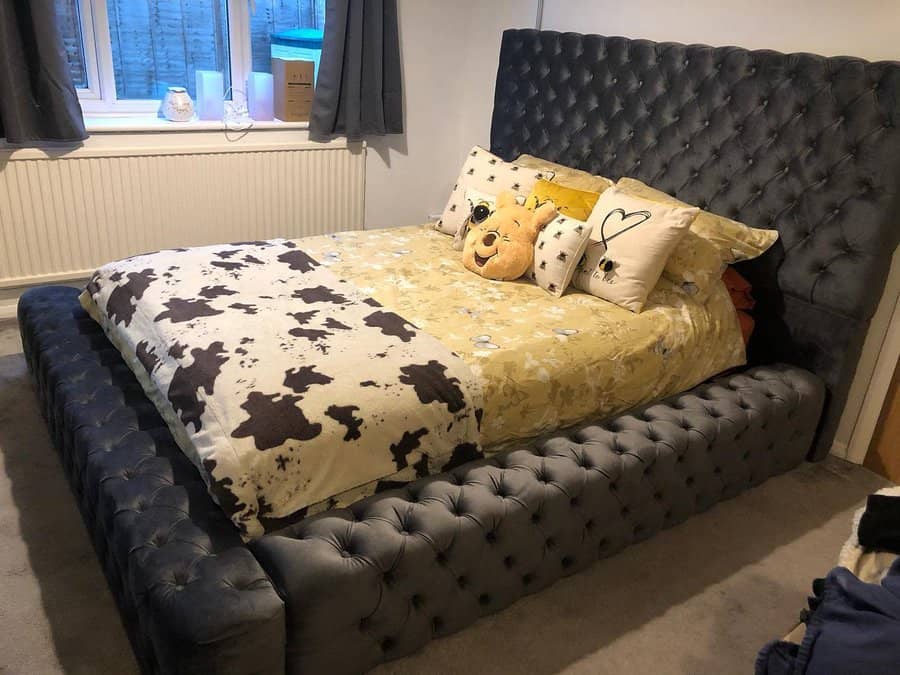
[756,558,900,675]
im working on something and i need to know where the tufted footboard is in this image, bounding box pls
[250,364,825,674]
[18,286,286,675]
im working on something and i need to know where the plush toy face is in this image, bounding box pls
[463,192,557,280]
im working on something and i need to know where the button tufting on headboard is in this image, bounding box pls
[490,30,900,458]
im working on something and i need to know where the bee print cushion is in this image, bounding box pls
[435,145,553,237]
[571,186,698,312]
[452,187,497,251]
[527,213,594,297]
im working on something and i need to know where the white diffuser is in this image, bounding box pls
[162,87,194,122]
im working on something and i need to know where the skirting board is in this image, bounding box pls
[829,439,850,460]
[0,276,87,321]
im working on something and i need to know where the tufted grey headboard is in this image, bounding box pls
[490,29,900,459]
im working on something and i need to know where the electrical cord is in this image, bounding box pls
[223,86,254,141]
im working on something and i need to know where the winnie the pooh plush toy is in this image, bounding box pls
[462,191,558,281]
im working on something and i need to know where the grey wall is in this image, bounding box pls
[364,0,538,229]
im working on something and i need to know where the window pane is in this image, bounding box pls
[107,1,230,100]
[55,0,88,89]
[251,1,326,74]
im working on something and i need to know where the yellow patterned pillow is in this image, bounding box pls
[524,179,601,222]
[515,154,614,194]
[617,177,779,300]
[662,231,727,300]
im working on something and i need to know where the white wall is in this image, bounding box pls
[364,0,537,229]
[541,0,900,62]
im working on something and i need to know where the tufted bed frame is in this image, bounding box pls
[492,30,899,459]
[17,30,900,675]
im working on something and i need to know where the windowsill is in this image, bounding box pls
[2,119,355,160]
[84,115,310,134]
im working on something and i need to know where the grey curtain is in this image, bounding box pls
[310,0,402,141]
[0,0,87,143]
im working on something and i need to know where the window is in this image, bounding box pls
[250,2,326,74]
[106,1,231,101]
[56,0,89,89]
[56,0,325,116]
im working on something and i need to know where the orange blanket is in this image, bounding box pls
[723,267,755,344]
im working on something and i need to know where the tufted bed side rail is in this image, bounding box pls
[490,30,900,458]
[17,287,286,675]
[251,364,824,675]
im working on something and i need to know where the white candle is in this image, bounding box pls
[247,72,274,122]
[195,70,224,120]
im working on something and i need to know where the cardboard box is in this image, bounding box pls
[272,58,315,122]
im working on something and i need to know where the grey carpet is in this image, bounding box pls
[0,319,890,675]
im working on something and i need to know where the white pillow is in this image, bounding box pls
[528,214,593,297]
[571,186,697,312]
[435,146,552,237]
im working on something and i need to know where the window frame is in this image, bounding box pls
[74,0,255,117]
[71,0,103,102]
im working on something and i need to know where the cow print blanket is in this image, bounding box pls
[84,240,484,539]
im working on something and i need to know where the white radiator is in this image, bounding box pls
[0,139,366,289]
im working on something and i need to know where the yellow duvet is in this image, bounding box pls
[299,225,746,448]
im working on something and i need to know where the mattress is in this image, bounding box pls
[81,225,744,537]
[299,225,746,447]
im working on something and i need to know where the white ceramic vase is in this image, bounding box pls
[162,86,195,122]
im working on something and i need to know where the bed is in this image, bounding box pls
[18,29,900,674]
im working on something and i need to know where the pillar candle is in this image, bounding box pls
[247,72,275,122]
[195,70,224,121]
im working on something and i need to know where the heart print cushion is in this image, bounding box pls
[571,186,698,312]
